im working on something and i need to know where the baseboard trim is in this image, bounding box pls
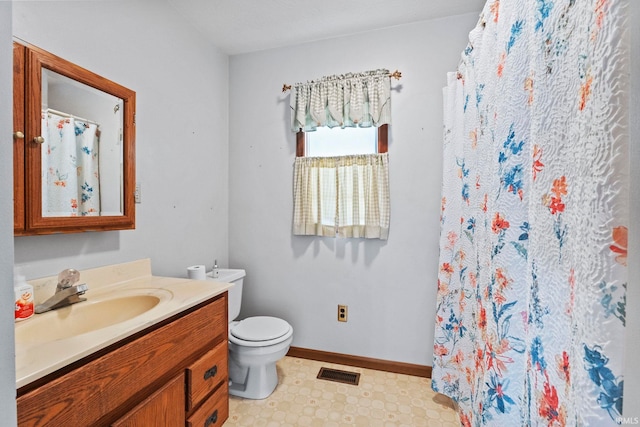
[286,347,432,378]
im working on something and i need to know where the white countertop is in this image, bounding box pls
[15,259,232,389]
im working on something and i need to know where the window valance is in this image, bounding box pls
[289,69,391,132]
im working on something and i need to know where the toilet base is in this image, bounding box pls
[227,334,292,400]
[228,360,278,400]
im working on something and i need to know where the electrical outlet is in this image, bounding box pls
[338,304,348,322]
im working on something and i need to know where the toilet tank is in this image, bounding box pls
[208,268,245,322]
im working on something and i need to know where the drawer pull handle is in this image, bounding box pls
[204,410,218,426]
[204,365,218,380]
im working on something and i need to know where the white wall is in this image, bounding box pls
[228,14,480,366]
[0,2,17,424]
[12,0,230,279]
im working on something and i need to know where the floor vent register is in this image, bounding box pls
[316,367,360,386]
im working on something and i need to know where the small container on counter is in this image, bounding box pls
[212,259,220,278]
[14,274,34,321]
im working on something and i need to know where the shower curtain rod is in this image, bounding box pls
[281,69,402,93]
[45,108,100,127]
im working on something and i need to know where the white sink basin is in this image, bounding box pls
[15,289,171,344]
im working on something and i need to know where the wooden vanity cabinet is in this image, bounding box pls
[16,292,229,427]
[185,341,229,426]
[112,374,186,426]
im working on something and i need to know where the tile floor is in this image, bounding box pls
[224,356,460,426]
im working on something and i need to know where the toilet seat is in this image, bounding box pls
[229,316,292,347]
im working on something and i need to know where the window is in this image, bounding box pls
[289,69,393,240]
[293,125,390,240]
[296,125,388,157]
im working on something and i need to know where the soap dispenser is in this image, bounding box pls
[212,259,220,278]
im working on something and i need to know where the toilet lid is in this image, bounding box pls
[230,316,291,342]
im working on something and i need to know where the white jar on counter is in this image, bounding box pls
[14,274,34,321]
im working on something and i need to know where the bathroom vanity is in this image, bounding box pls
[15,259,231,426]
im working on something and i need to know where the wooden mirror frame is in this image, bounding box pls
[15,42,136,235]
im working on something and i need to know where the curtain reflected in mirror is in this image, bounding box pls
[41,111,101,216]
[41,69,124,217]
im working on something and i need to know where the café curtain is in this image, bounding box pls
[293,153,390,240]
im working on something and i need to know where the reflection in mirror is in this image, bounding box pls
[41,69,124,217]
[15,40,136,234]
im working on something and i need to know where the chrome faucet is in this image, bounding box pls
[35,269,89,314]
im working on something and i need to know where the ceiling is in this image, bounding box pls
[166,0,487,55]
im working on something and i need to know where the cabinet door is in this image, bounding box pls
[112,374,185,427]
[12,41,136,235]
[13,42,25,232]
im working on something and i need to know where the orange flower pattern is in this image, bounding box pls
[610,226,627,266]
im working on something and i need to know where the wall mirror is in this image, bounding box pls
[13,41,136,235]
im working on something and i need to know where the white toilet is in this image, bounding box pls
[208,268,293,399]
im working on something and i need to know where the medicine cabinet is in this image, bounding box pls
[13,41,136,235]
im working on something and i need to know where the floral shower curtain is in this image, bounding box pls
[432,0,629,426]
[41,111,101,216]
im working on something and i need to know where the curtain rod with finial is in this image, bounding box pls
[282,69,402,93]
[45,108,101,127]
